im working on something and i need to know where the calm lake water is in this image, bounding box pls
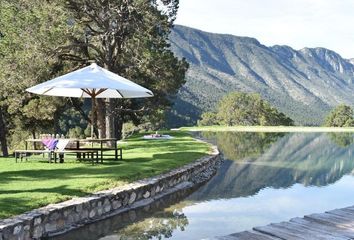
[51,132,354,240]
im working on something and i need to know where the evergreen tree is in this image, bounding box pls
[198,112,217,126]
[324,105,354,127]
[0,0,75,154]
[199,92,294,126]
[58,0,188,139]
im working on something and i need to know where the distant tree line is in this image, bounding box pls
[198,92,294,126]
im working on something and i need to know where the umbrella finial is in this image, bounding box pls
[90,63,100,72]
[90,62,98,68]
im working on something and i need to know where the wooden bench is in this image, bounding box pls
[14,150,51,163]
[14,149,100,164]
[55,150,100,164]
[66,147,123,162]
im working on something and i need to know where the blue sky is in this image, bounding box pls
[175,0,354,58]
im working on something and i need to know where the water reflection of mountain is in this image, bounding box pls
[189,132,354,201]
[49,186,203,240]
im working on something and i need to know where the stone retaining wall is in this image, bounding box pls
[0,146,221,240]
[51,181,208,240]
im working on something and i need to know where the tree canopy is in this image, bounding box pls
[0,0,75,155]
[198,92,294,126]
[0,0,188,155]
[324,105,354,127]
[58,0,188,139]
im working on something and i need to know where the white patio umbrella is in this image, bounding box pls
[26,63,153,137]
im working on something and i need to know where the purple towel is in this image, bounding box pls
[42,138,58,150]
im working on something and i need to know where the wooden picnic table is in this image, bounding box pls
[68,138,122,161]
[25,138,122,161]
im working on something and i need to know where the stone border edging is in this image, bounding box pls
[0,146,221,240]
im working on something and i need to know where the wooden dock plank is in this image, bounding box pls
[304,213,354,228]
[337,207,354,215]
[271,221,347,240]
[290,217,354,238]
[326,209,354,219]
[219,205,354,239]
[254,224,308,240]
[254,221,345,240]
[343,206,354,211]
[226,230,281,240]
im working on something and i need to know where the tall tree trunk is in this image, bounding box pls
[96,99,106,139]
[115,115,123,140]
[31,130,37,150]
[105,98,115,145]
[0,107,8,157]
[104,61,115,145]
[53,111,60,134]
[91,98,99,138]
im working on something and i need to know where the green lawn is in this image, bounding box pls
[179,125,354,132]
[0,131,210,219]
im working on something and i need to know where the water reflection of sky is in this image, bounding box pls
[54,132,354,240]
[172,175,354,239]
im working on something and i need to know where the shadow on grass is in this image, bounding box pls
[0,165,132,184]
[0,184,90,196]
[0,196,40,219]
[0,185,88,219]
[0,151,205,185]
[128,143,207,155]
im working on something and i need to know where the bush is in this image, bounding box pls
[68,126,85,139]
[199,92,294,126]
[122,122,139,139]
[198,112,217,126]
[324,105,354,127]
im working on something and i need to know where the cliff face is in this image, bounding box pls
[168,25,354,126]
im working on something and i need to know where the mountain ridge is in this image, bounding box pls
[168,25,354,126]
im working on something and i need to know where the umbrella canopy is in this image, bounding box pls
[26,63,153,138]
[26,63,153,98]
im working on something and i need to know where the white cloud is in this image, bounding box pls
[175,0,354,58]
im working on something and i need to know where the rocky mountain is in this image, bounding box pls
[168,25,354,126]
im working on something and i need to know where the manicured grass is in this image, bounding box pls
[179,125,354,132]
[0,131,210,219]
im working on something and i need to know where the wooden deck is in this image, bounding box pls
[217,206,354,239]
